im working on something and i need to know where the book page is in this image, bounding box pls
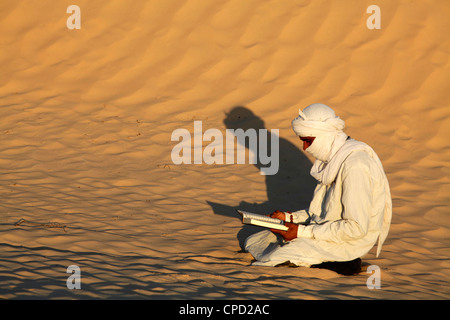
[237,210,284,225]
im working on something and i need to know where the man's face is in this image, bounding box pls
[299,136,315,151]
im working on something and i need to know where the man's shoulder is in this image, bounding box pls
[342,148,377,171]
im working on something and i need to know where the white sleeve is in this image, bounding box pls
[285,209,309,224]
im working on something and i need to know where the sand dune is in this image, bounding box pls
[0,0,449,299]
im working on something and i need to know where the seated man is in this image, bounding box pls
[244,104,392,273]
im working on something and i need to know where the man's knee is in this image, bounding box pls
[244,230,274,250]
[244,230,283,261]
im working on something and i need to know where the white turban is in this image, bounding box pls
[292,104,348,162]
[292,103,345,137]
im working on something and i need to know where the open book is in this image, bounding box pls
[237,210,288,231]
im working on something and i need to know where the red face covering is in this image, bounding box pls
[299,136,316,151]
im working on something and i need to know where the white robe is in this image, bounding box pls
[245,139,392,267]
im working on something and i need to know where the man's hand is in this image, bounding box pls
[268,210,285,221]
[271,222,298,241]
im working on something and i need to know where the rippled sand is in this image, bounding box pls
[0,0,449,299]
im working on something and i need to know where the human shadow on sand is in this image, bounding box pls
[207,106,316,249]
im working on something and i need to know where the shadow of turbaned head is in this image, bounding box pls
[223,106,265,131]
